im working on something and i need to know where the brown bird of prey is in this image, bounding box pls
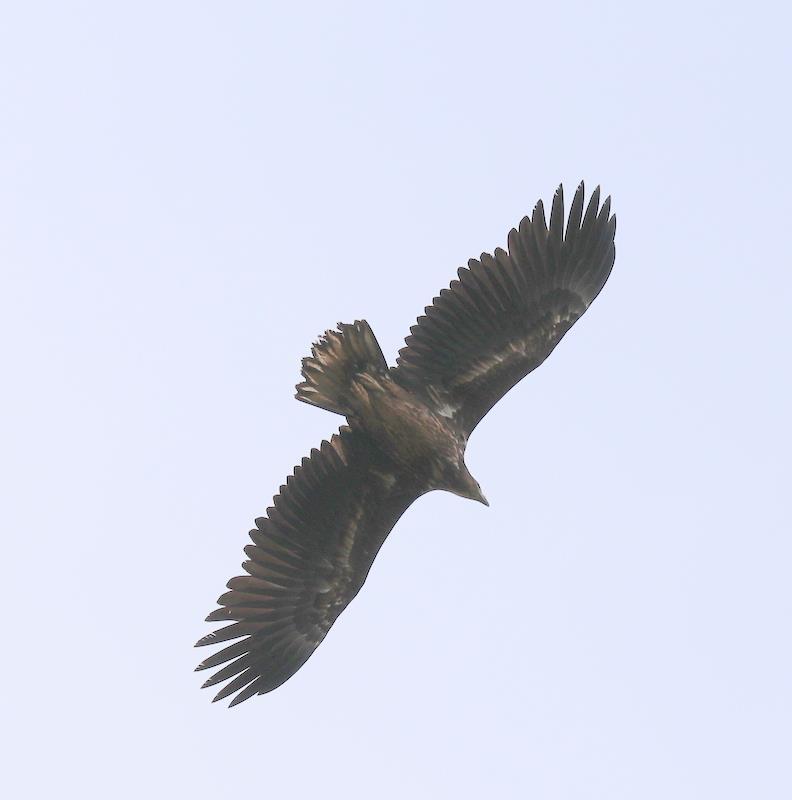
[196,182,616,706]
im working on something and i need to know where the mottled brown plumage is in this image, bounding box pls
[196,182,616,705]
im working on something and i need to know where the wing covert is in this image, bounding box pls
[195,427,421,706]
[394,182,616,434]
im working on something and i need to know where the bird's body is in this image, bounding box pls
[349,371,462,474]
[197,183,616,705]
[324,362,479,500]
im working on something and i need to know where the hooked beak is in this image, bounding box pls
[457,464,489,506]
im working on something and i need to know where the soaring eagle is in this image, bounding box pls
[196,183,616,706]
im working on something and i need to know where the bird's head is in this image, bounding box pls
[442,459,489,506]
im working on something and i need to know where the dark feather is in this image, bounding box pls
[394,182,616,434]
[196,427,422,706]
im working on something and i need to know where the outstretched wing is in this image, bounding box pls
[394,183,616,435]
[195,428,421,706]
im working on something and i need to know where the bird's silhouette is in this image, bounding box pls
[196,182,616,706]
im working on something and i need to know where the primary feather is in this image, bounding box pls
[196,429,420,705]
[395,184,616,433]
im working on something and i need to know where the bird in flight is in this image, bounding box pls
[196,182,616,706]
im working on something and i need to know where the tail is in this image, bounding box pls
[296,320,388,415]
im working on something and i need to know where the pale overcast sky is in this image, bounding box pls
[2,2,790,798]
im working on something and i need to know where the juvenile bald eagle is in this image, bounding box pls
[196,183,616,706]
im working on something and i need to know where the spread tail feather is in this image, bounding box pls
[296,320,388,415]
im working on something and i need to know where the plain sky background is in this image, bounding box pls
[2,2,790,798]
